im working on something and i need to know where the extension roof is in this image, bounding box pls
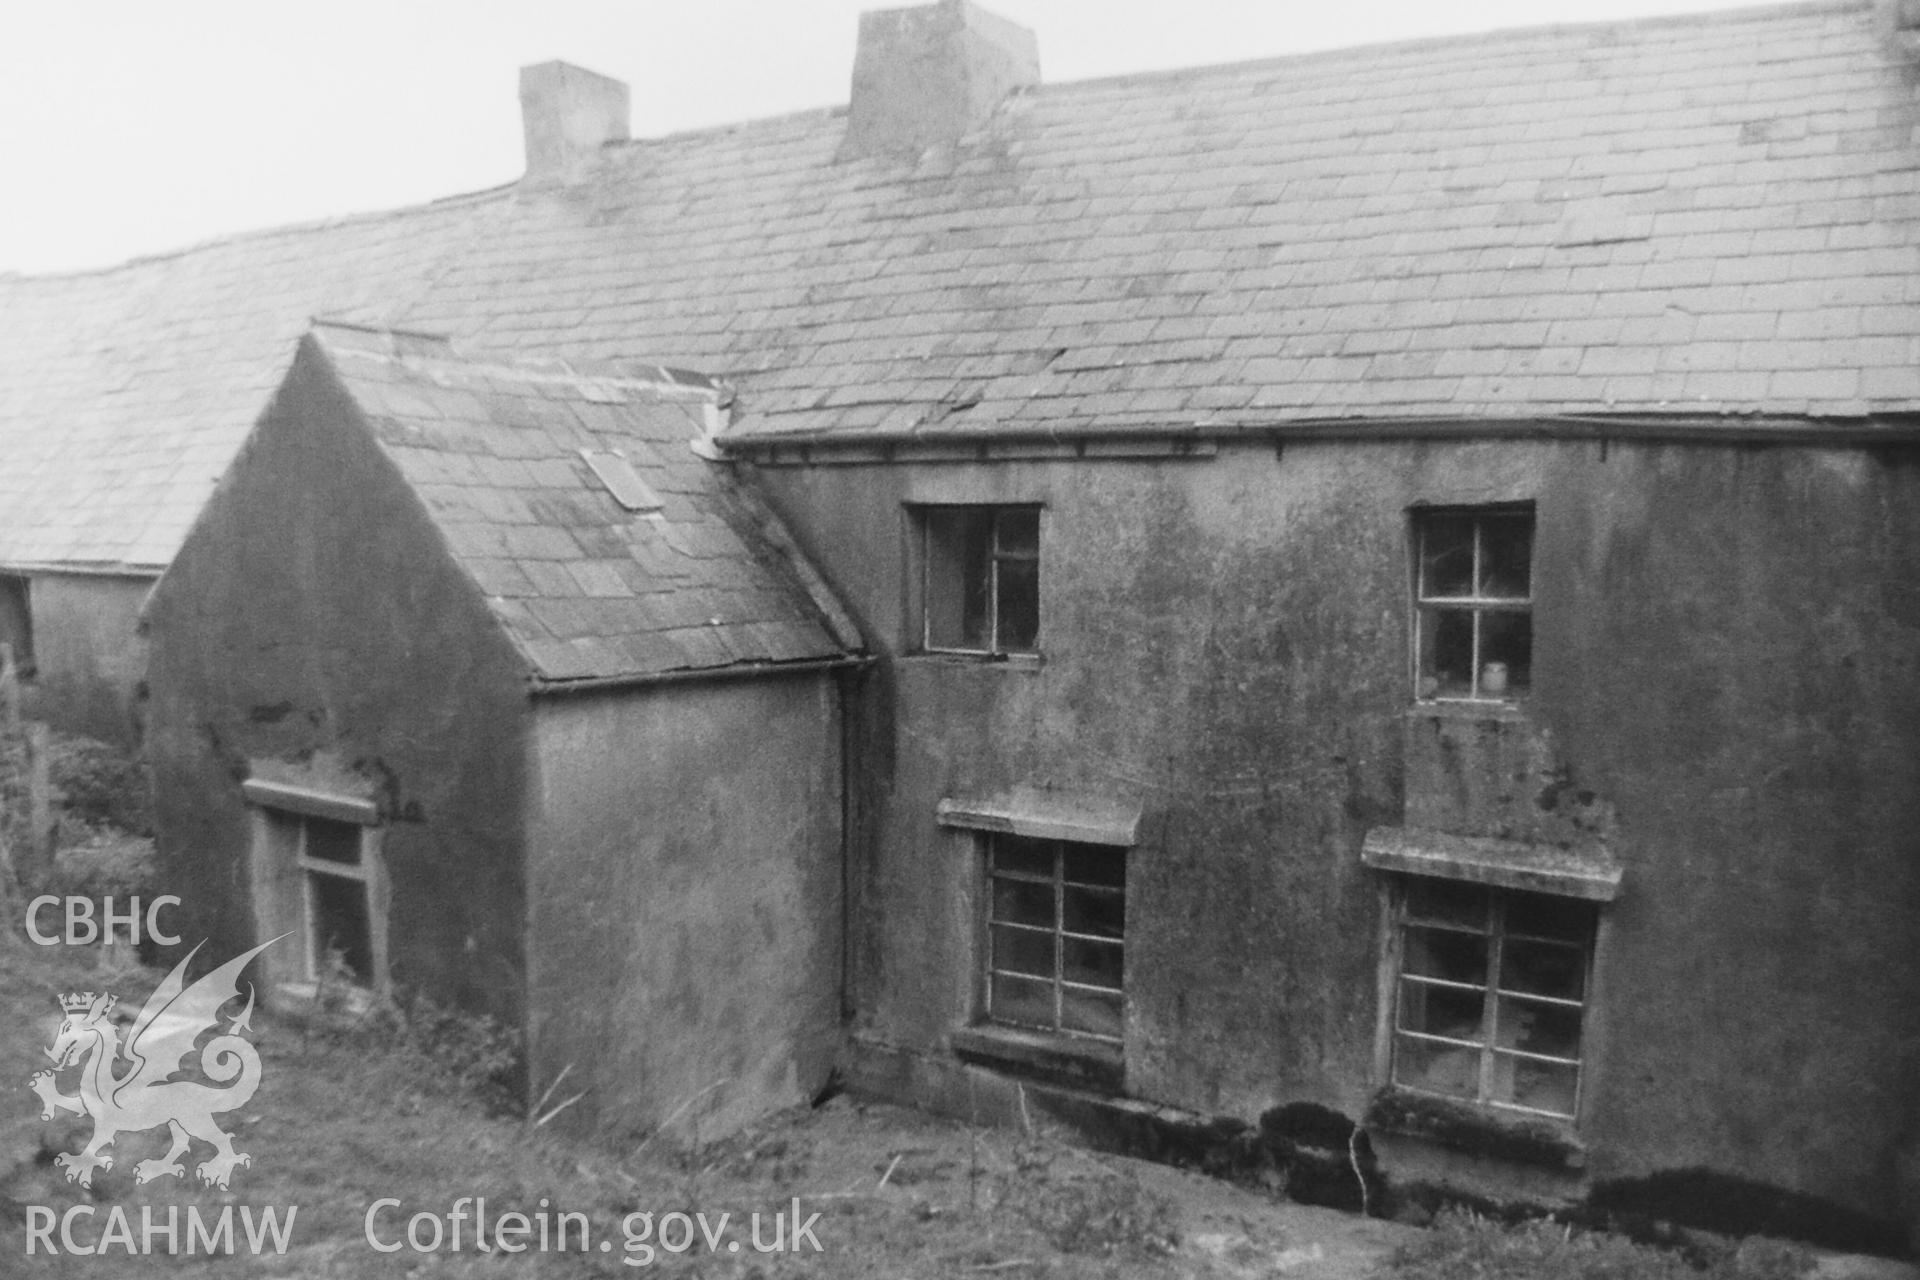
[405,0,1920,442]
[7,0,1920,573]
[303,323,858,684]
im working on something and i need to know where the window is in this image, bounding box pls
[1390,878,1594,1121]
[0,574,32,678]
[917,506,1040,656]
[985,834,1124,1042]
[266,809,380,987]
[1413,506,1532,700]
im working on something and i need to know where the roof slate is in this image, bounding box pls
[0,193,508,570]
[305,323,857,684]
[398,0,1920,438]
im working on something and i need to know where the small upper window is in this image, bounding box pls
[1390,878,1594,1121]
[1414,506,1533,701]
[917,506,1040,656]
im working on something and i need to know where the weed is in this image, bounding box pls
[1000,1156,1181,1258]
[390,987,526,1118]
[1386,1208,1815,1280]
[46,734,152,836]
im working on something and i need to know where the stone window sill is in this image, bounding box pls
[902,651,1044,672]
[1407,698,1528,725]
[950,1024,1123,1094]
[1365,1087,1586,1172]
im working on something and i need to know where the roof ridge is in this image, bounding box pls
[0,182,515,285]
[570,1,1864,163]
[1032,0,1865,97]
[314,322,724,400]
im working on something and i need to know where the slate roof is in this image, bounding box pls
[401,0,1920,440]
[7,0,1920,576]
[0,192,508,571]
[306,323,859,684]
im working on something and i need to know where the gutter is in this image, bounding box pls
[528,652,875,698]
[0,562,164,579]
[717,413,1920,455]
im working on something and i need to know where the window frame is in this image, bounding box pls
[981,833,1125,1046]
[911,504,1042,658]
[1411,503,1534,703]
[289,814,379,987]
[1384,877,1595,1124]
[246,794,389,1003]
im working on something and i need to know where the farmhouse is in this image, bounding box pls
[11,0,1920,1249]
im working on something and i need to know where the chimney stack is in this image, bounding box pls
[841,0,1039,160]
[520,61,630,186]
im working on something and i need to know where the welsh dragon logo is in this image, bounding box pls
[28,936,282,1190]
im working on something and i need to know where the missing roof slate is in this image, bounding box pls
[580,449,663,513]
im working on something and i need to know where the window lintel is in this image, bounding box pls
[938,787,1141,847]
[1362,825,1620,902]
[241,778,379,826]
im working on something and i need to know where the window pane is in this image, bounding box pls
[1395,1035,1479,1100]
[995,508,1039,557]
[1061,988,1123,1040]
[1399,980,1485,1043]
[996,557,1040,652]
[990,973,1055,1030]
[304,817,362,866]
[1500,938,1586,1002]
[1495,997,1583,1061]
[991,834,1054,879]
[310,873,373,985]
[1405,879,1489,931]
[1504,892,1594,944]
[1062,937,1123,991]
[991,924,1055,978]
[924,508,993,649]
[1419,514,1475,598]
[1499,1055,1579,1118]
[1062,886,1124,939]
[1404,926,1488,986]
[1424,607,1475,696]
[1061,845,1124,889]
[1478,515,1533,599]
[1479,610,1531,694]
[991,877,1055,929]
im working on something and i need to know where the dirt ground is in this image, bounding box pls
[0,928,1414,1278]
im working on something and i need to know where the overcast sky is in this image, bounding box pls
[0,0,1771,275]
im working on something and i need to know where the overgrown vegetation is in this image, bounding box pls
[387,986,527,1117]
[1385,1208,1815,1280]
[0,722,156,903]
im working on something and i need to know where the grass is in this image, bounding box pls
[0,930,1208,1278]
[1384,1208,1816,1280]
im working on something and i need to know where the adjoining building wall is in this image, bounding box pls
[143,347,534,1024]
[525,670,845,1144]
[742,437,1920,1234]
[15,570,153,746]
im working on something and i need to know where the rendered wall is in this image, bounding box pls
[745,437,1920,1235]
[525,671,844,1144]
[18,571,152,746]
[143,347,533,1023]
